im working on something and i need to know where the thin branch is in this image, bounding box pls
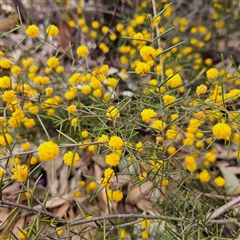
[0,200,67,223]
[207,196,240,220]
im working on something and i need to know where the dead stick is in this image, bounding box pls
[207,195,240,220]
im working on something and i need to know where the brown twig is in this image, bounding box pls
[207,196,240,220]
[0,200,66,223]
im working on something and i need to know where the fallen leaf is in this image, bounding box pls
[127,181,153,205]
[136,198,152,211]
[219,165,240,195]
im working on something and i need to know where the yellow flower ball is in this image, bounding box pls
[214,176,225,187]
[106,106,120,119]
[26,24,39,38]
[46,24,59,37]
[212,122,231,140]
[196,84,207,95]
[197,169,211,183]
[38,141,59,161]
[0,76,11,88]
[2,90,16,102]
[108,136,124,149]
[105,152,121,166]
[141,108,157,123]
[76,45,89,57]
[21,142,31,151]
[11,164,29,182]
[135,62,150,76]
[63,151,80,166]
[206,68,218,79]
[0,59,11,69]
[47,57,59,68]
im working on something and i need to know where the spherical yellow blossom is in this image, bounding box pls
[104,168,115,179]
[206,68,218,79]
[214,176,225,187]
[101,25,109,34]
[120,229,126,239]
[109,33,117,41]
[67,104,77,113]
[166,74,183,88]
[26,24,39,38]
[185,155,195,165]
[11,164,29,182]
[2,90,16,102]
[107,77,118,88]
[63,151,80,166]
[8,117,21,128]
[86,181,97,193]
[0,76,11,88]
[23,117,36,128]
[82,25,89,33]
[132,32,146,46]
[76,45,89,57]
[205,152,216,163]
[56,65,64,73]
[142,230,148,239]
[30,156,38,165]
[77,180,86,187]
[10,65,21,75]
[93,88,102,98]
[46,24,59,37]
[105,152,121,166]
[98,134,109,143]
[21,142,31,151]
[166,129,179,140]
[113,189,123,202]
[68,73,81,84]
[116,23,124,32]
[38,141,60,161]
[161,178,169,186]
[91,78,101,89]
[47,57,59,68]
[21,57,33,67]
[152,120,166,131]
[163,94,176,106]
[167,146,176,154]
[106,106,120,119]
[65,90,76,100]
[195,141,204,148]
[196,84,207,95]
[81,85,92,95]
[0,59,11,69]
[56,228,63,236]
[141,108,157,123]
[91,20,99,29]
[105,189,123,201]
[108,136,124,149]
[197,169,211,183]
[212,122,231,140]
[80,130,88,139]
[135,62,150,76]
[71,118,77,127]
[140,46,156,62]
